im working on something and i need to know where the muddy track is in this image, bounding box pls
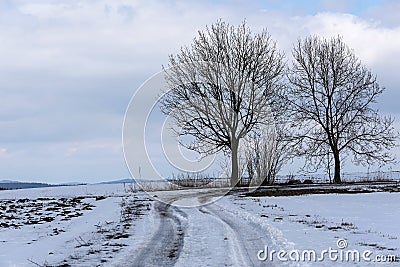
[131,201,187,267]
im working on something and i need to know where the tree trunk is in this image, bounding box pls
[262,168,272,186]
[333,152,342,184]
[230,138,240,187]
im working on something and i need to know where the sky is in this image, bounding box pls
[0,0,399,183]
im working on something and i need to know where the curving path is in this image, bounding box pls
[129,190,279,266]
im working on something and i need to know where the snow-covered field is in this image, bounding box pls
[220,192,399,266]
[0,184,153,266]
[0,184,398,266]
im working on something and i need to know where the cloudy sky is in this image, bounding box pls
[1,0,399,183]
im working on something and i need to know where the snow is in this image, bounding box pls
[175,207,237,266]
[218,192,399,266]
[0,185,153,266]
[0,197,120,266]
[0,185,398,266]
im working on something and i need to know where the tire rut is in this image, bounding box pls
[131,201,187,267]
[200,204,275,267]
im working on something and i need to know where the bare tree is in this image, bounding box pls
[160,20,285,186]
[242,120,294,185]
[287,36,398,183]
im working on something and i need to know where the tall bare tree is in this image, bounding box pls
[160,20,285,186]
[287,36,397,183]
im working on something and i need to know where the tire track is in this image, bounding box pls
[200,204,276,267]
[130,201,187,267]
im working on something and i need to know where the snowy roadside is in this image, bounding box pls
[0,185,154,267]
[218,192,399,266]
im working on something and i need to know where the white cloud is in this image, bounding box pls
[0,148,12,158]
[302,13,400,66]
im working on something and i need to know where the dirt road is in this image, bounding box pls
[128,190,277,267]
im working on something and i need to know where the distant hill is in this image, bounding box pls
[0,182,58,190]
[0,178,136,191]
[0,180,19,183]
[59,182,88,186]
[97,178,136,185]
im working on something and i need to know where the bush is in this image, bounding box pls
[287,179,302,185]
